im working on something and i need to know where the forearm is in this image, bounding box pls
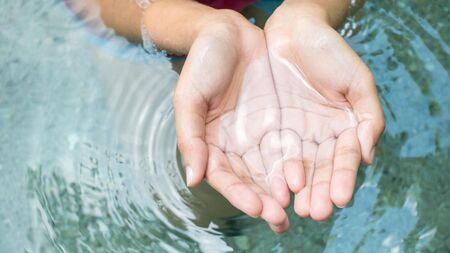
[95,0,209,50]
[95,0,142,43]
[280,0,350,28]
[94,0,244,55]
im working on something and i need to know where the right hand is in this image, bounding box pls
[264,2,385,221]
[173,10,290,233]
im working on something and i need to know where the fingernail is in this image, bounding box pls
[336,204,347,209]
[186,166,194,187]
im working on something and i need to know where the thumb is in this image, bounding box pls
[347,63,385,164]
[173,72,209,187]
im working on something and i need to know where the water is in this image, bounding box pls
[0,0,449,252]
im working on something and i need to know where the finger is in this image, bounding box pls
[330,127,361,208]
[259,194,289,229]
[281,129,305,193]
[244,181,289,228]
[294,140,317,218]
[206,145,263,218]
[310,138,335,221]
[279,106,307,193]
[260,130,290,208]
[228,152,288,228]
[174,66,209,188]
[347,65,385,164]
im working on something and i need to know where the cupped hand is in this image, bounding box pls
[264,4,385,221]
[173,11,290,233]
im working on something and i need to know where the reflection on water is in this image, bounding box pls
[0,0,449,252]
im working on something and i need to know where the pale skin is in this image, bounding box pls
[92,0,385,233]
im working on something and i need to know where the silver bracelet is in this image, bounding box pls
[135,0,152,10]
[134,0,166,57]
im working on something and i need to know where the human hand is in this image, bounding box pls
[264,2,385,221]
[173,10,290,233]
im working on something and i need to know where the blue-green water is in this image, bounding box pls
[0,0,449,252]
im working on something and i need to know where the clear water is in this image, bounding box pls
[0,0,449,252]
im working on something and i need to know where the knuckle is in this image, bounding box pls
[302,159,314,169]
[315,159,333,171]
[335,145,360,159]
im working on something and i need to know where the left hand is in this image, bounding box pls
[264,2,385,221]
[173,10,290,233]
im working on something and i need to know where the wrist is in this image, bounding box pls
[194,9,257,53]
[268,0,348,30]
[195,9,249,40]
[287,1,330,23]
